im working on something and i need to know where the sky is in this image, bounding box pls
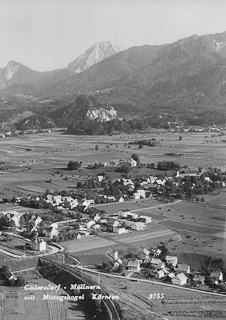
[0,0,226,71]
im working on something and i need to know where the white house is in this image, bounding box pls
[118,197,124,203]
[97,175,104,182]
[52,195,62,206]
[113,226,126,234]
[172,273,187,286]
[130,158,137,167]
[157,270,165,279]
[133,189,146,200]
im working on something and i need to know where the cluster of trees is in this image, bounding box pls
[129,138,157,147]
[0,215,17,229]
[52,229,78,242]
[67,161,82,170]
[157,161,180,171]
[0,266,25,286]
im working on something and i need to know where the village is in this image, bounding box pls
[0,153,226,294]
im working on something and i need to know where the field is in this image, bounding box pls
[1,130,226,199]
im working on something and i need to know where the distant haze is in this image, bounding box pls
[0,0,226,71]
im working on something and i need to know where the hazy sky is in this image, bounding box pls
[0,0,226,71]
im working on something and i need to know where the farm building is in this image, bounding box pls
[45,226,59,239]
[150,258,165,269]
[130,222,145,231]
[139,215,152,224]
[143,248,150,259]
[166,256,178,267]
[172,273,187,286]
[210,271,223,281]
[177,263,190,274]
[107,218,120,228]
[118,209,131,218]
[193,275,205,285]
[157,270,165,279]
[127,212,139,220]
[30,238,47,251]
[127,260,142,272]
[133,189,146,200]
[113,226,126,234]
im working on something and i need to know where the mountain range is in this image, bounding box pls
[1,32,226,129]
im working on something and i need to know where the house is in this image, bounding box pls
[118,209,130,218]
[127,212,139,220]
[107,196,116,202]
[172,273,187,286]
[45,226,59,239]
[94,214,101,222]
[97,175,104,182]
[152,248,162,257]
[34,216,42,227]
[177,263,190,274]
[133,189,146,200]
[157,270,165,279]
[30,239,47,252]
[127,259,142,272]
[113,226,126,234]
[130,222,145,231]
[118,197,124,203]
[166,256,178,267]
[143,248,150,259]
[10,215,20,227]
[193,275,205,285]
[52,195,62,206]
[150,258,165,269]
[130,158,137,167]
[210,271,223,281]
[139,215,152,224]
[86,220,96,229]
[107,218,120,232]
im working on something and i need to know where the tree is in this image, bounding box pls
[179,136,182,140]
[95,144,99,150]
[0,266,11,279]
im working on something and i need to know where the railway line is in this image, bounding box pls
[40,257,120,320]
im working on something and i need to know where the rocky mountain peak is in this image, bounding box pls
[67,41,125,74]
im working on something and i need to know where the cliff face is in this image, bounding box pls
[86,106,117,122]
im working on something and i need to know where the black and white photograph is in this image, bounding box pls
[0,0,226,319]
